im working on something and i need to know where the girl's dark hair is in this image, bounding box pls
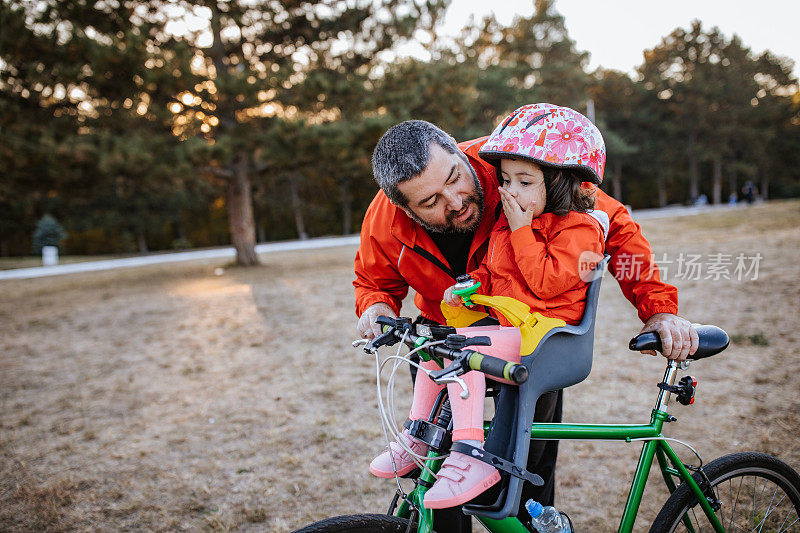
[542,166,596,215]
[495,163,596,215]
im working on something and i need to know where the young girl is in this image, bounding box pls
[370,103,608,509]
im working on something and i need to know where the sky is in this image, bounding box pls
[436,0,800,78]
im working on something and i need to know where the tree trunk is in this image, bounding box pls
[288,172,308,240]
[341,179,352,235]
[728,163,738,202]
[0,240,7,257]
[712,157,723,204]
[688,129,700,203]
[256,221,266,244]
[173,219,187,241]
[612,160,622,202]
[136,226,148,254]
[227,160,259,265]
[657,170,667,207]
[758,168,768,200]
[209,3,258,264]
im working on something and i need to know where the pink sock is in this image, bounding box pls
[449,370,487,442]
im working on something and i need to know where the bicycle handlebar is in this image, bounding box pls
[456,348,530,384]
[365,316,529,385]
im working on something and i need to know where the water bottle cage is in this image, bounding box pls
[403,418,452,453]
[657,375,697,405]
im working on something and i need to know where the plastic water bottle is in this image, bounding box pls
[525,499,571,533]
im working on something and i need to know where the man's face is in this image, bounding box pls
[397,144,483,233]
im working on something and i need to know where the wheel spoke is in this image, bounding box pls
[689,505,700,531]
[778,510,791,532]
[751,476,758,530]
[756,487,780,533]
[779,513,799,531]
[764,493,787,522]
[755,476,770,531]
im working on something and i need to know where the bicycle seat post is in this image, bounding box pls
[654,360,682,412]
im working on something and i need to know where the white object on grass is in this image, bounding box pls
[42,246,59,266]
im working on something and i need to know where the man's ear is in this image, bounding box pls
[399,205,415,219]
[384,194,413,217]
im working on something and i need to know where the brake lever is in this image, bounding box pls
[430,371,470,399]
[362,329,398,354]
[428,356,471,398]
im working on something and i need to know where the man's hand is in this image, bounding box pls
[357,302,397,340]
[638,313,699,361]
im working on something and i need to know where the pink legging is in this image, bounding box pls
[409,326,522,442]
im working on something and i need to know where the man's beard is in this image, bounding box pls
[408,164,484,234]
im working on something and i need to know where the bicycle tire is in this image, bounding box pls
[650,451,800,532]
[292,513,415,533]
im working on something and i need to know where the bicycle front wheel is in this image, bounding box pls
[293,513,414,533]
[651,452,800,532]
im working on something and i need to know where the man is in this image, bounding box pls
[354,120,697,530]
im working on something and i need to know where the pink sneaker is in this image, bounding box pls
[422,451,501,509]
[370,430,429,478]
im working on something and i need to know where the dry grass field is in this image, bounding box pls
[2,200,799,532]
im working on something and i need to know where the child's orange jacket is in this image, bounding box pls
[469,211,606,325]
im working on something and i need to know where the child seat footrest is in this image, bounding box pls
[450,442,544,486]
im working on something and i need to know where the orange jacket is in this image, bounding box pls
[353,142,501,322]
[354,137,678,324]
[469,211,605,325]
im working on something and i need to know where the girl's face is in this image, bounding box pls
[499,159,546,218]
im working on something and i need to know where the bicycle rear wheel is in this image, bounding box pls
[293,513,414,533]
[651,452,800,532]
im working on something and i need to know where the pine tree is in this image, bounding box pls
[468,0,590,110]
[638,21,798,203]
[176,0,446,262]
[32,214,67,254]
[0,1,199,254]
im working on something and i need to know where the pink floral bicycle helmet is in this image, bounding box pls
[478,103,606,184]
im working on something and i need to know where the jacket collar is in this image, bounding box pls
[465,150,500,257]
[390,203,418,249]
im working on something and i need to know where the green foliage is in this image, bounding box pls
[637,21,798,203]
[1,2,798,257]
[32,215,67,253]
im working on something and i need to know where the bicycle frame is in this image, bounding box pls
[394,363,725,533]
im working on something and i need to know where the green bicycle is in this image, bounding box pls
[296,264,800,532]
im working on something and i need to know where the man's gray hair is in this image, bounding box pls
[372,120,460,206]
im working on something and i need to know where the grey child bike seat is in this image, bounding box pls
[461,255,610,520]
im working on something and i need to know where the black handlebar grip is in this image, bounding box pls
[467,351,528,384]
[629,332,661,352]
[629,324,730,360]
[509,364,529,384]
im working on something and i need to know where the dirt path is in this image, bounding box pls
[1,200,798,532]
